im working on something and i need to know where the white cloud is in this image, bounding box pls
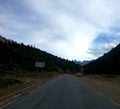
[23,0,120,60]
[101,43,118,51]
[1,0,120,60]
[88,41,119,59]
[24,0,101,60]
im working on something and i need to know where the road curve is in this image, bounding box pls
[4,74,119,109]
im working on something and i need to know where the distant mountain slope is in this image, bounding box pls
[0,35,13,43]
[74,60,94,66]
[0,35,7,42]
[0,36,81,74]
[84,44,120,75]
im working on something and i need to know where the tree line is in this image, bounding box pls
[0,40,81,74]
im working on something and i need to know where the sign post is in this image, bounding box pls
[35,62,45,72]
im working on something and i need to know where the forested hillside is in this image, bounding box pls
[0,39,81,74]
[84,44,120,75]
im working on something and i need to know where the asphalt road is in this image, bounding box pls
[4,74,119,109]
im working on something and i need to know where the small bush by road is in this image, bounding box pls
[0,78,22,89]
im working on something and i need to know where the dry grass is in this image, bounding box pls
[0,73,59,108]
[0,77,45,96]
[0,77,49,108]
[79,75,120,106]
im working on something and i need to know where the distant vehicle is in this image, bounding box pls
[76,72,82,77]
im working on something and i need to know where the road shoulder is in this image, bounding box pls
[79,75,120,107]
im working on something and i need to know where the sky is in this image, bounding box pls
[0,0,120,61]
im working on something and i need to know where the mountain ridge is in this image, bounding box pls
[74,60,94,66]
[0,35,81,74]
[0,35,13,43]
[84,43,120,75]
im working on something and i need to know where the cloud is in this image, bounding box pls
[88,29,120,59]
[88,48,103,56]
[101,43,117,51]
[0,14,11,27]
[24,0,102,60]
[17,0,120,60]
[0,0,120,60]
[88,42,118,58]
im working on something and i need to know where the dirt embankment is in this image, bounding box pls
[80,75,120,106]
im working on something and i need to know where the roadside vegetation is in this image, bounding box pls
[0,71,58,89]
[0,78,22,89]
[0,70,21,89]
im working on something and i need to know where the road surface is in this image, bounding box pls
[4,74,119,109]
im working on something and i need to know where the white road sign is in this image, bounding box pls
[35,62,45,68]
